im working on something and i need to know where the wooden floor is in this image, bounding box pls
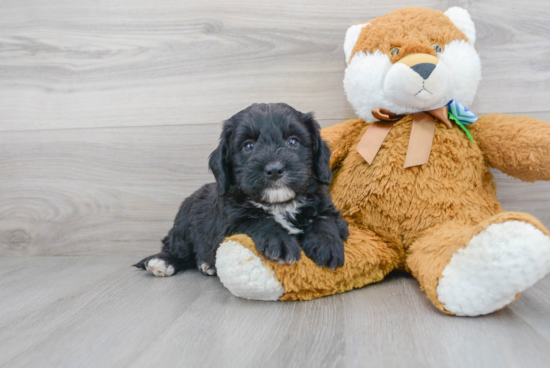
[2,0,550,367]
[1,256,550,368]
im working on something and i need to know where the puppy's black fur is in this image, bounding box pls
[134,103,348,276]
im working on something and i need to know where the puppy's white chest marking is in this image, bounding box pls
[250,200,304,235]
[272,212,302,235]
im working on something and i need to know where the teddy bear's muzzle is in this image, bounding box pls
[384,53,451,109]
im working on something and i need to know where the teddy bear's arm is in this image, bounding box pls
[469,113,550,182]
[321,119,366,170]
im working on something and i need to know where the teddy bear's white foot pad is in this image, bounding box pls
[216,240,284,301]
[437,221,550,316]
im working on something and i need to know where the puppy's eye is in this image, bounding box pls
[432,44,442,53]
[390,47,400,56]
[243,141,254,152]
[287,138,299,148]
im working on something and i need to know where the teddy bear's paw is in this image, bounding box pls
[216,240,284,301]
[437,221,550,316]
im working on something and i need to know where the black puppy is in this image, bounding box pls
[134,103,348,277]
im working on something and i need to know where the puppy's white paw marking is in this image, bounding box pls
[199,262,216,276]
[146,258,175,277]
[437,221,550,316]
[216,240,284,301]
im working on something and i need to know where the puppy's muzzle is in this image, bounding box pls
[264,161,286,181]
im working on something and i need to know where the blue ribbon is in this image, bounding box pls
[447,100,478,125]
[446,100,478,142]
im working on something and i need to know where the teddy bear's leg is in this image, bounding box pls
[216,226,400,301]
[407,212,550,316]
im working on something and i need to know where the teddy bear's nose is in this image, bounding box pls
[410,63,436,79]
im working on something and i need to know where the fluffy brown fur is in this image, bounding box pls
[350,8,468,63]
[221,8,550,314]
[470,114,550,182]
[224,113,550,309]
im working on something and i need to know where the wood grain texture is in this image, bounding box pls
[1,121,550,256]
[0,124,217,256]
[0,0,550,256]
[1,2,550,367]
[0,256,549,368]
[0,0,549,131]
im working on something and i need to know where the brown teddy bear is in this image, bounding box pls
[214,7,550,316]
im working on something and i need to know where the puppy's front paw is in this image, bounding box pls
[255,233,301,264]
[335,216,350,242]
[301,232,345,270]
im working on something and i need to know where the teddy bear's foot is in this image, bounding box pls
[217,229,400,301]
[216,239,284,301]
[437,221,550,316]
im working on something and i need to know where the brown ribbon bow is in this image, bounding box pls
[356,106,453,168]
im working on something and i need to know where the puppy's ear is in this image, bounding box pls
[302,112,332,185]
[208,120,234,195]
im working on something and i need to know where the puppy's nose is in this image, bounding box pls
[264,162,285,180]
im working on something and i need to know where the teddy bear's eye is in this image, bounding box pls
[432,44,442,53]
[390,47,400,56]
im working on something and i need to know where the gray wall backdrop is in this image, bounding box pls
[1,0,549,256]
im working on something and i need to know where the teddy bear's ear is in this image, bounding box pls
[444,7,476,45]
[344,23,369,63]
